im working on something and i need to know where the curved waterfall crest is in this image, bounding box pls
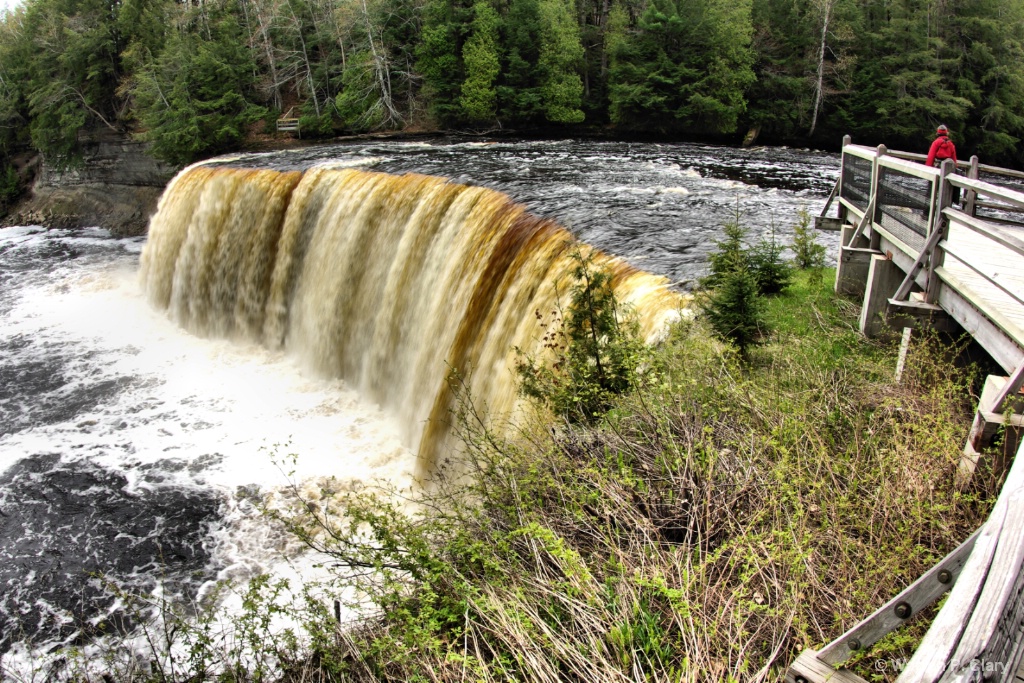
[139,165,680,472]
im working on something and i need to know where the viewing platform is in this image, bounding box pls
[787,139,1024,682]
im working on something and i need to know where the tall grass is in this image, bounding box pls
[272,270,994,682]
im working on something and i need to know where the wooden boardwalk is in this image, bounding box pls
[787,140,1024,683]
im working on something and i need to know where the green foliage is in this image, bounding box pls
[515,248,651,423]
[131,5,266,165]
[701,267,765,354]
[702,218,748,289]
[459,0,501,123]
[608,0,755,134]
[748,222,792,295]
[18,270,995,682]
[536,0,585,124]
[0,163,20,214]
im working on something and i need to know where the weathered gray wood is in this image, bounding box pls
[934,279,1024,375]
[896,528,1005,682]
[788,649,871,683]
[891,222,947,302]
[989,363,1024,415]
[943,210,1024,258]
[879,154,943,180]
[965,156,980,218]
[940,471,1024,682]
[972,200,1024,214]
[898,442,1024,683]
[950,176,1024,211]
[926,161,955,302]
[937,264,1024,358]
[818,530,981,667]
[940,242,1024,308]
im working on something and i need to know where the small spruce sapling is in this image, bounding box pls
[700,214,768,355]
[748,221,792,295]
[791,208,827,282]
[516,248,648,422]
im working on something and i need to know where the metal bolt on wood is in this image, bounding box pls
[938,569,952,584]
[848,638,862,651]
[894,601,912,619]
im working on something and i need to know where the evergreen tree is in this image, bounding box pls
[460,0,500,123]
[537,0,585,124]
[498,0,545,122]
[749,225,791,295]
[609,0,755,134]
[132,3,266,165]
[702,268,765,356]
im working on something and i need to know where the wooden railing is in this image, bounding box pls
[791,140,1024,683]
[788,441,1024,683]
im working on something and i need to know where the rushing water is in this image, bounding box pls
[0,138,839,668]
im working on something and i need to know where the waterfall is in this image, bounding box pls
[139,165,680,473]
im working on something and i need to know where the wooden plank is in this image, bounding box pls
[880,155,942,180]
[940,242,1024,308]
[934,273,1024,374]
[895,519,1005,682]
[788,649,871,683]
[844,145,881,161]
[941,463,1024,682]
[972,201,1024,214]
[951,176,1024,211]
[944,210,1024,258]
[818,530,981,667]
[896,445,1024,683]
[892,215,947,301]
[936,267,1024,365]
[990,363,1024,415]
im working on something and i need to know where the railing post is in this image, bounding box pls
[925,159,954,303]
[869,145,886,252]
[965,155,980,217]
[839,135,852,223]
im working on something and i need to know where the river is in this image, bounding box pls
[0,138,839,671]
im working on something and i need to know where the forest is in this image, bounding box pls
[0,0,1023,184]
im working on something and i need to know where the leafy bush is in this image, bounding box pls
[0,163,19,215]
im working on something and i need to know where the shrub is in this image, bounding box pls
[791,207,827,270]
[749,222,792,295]
[515,247,651,422]
[701,266,765,355]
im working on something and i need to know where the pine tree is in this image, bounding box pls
[702,268,765,356]
[460,0,501,123]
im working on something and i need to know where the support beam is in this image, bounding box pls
[860,255,904,337]
[886,297,958,335]
[787,650,870,683]
[959,375,1024,486]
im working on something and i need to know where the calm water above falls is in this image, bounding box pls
[0,139,839,665]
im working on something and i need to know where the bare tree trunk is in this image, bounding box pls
[809,0,834,137]
[361,0,401,125]
[288,1,320,116]
[253,0,283,110]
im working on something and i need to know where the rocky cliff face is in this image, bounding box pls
[4,133,178,237]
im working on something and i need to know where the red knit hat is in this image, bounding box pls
[937,124,949,135]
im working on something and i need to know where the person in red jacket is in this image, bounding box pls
[926,125,958,168]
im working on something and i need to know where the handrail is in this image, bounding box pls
[895,440,1024,682]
